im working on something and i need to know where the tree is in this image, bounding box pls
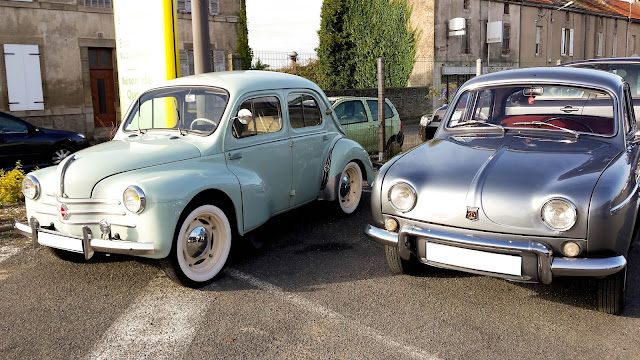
[317,0,417,89]
[236,0,253,70]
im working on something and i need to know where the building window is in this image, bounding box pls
[535,26,542,56]
[85,0,111,7]
[597,32,604,56]
[502,23,510,55]
[461,21,470,54]
[612,34,618,57]
[565,11,570,22]
[504,3,509,15]
[463,0,469,10]
[178,0,192,13]
[599,17,604,27]
[561,28,574,56]
[209,0,219,15]
[3,44,44,111]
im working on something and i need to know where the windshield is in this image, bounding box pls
[446,85,616,136]
[123,87,229,135]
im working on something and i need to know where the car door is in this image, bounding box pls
[366,99,398,144]
[286,91,332,208]
[333,99,373,151]
[224,93,293,232]
[0,113,41,170]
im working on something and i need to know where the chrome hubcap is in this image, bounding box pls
[339,173,351,198]
[52,149,72,165]
[183,215,218,268]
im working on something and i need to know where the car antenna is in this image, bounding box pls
[175,98,185,136]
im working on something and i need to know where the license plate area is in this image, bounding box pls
[37,229,84,253]
[424,242,522,276]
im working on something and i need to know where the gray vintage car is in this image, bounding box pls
[365,67,638,315]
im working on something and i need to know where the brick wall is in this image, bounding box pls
[325,86,433,119]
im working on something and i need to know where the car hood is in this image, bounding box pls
[58,137,201,198]
[383,134,621,236]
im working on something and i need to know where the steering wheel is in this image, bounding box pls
[189,118,218,130]
[542,117,593,133]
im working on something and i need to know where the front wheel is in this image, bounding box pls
[597,267,626,315]
[165,204,232,287]
[338,162,363,214]
[51,144,74,165]
[384,245,423,275]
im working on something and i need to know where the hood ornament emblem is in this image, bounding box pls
[466,206,479,221]
[59,204,69,220]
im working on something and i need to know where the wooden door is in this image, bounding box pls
[88,48,117,127]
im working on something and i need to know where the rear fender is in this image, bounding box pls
[318,138,374,201]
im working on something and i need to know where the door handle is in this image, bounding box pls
[560,106,579,113]
[228,152,242,160]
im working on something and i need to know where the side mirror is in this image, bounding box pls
[237,108,252,125]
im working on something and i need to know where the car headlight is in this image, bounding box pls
[388,182,417,212]
[541,198,577,231]
[123,185,146,214]
[420,114,432,127]
[21,175,40,200]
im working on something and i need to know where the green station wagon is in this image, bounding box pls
[329,96,403,153]
[15,71,374,287]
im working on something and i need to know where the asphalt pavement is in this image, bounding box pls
[1,191,639,359]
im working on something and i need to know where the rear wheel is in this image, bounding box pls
[164,204,232,287]
[385,245,423,275]
[338,162,363,214]
[597,267,626,315]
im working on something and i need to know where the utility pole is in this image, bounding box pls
[192,0,211,74]
[377,58,385,162]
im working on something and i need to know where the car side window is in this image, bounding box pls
[448,92,470,126]
[335,100,367,125]
[287,94,322,129]
[232,96,282,139]
[366,100,393,120]
[0,116,28,134]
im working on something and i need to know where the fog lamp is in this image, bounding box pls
[561,241,580,257]
[384,218,399,232]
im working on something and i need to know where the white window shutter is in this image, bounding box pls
[3,44,44,111]
[569,29,574,56]
[209,0,219,15]
[560,28,566,56]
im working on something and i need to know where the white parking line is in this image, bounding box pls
[225,268,440,360]
[87,274,211,360]
[0,246,21,265]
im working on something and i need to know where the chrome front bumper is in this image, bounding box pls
[14,217,154,260]
[365,224,627,284]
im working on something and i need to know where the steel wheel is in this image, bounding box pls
[51,145,74,165]
[175,204,231,284]
[338,161,363,214]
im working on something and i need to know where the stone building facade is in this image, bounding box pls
[408,0,640,106]
[0,0,241,140]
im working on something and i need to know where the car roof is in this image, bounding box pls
[157,70,324,95]
[562,57,640,66]
[460,67,625,93]
[328,96,391,102]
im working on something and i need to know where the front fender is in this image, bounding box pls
[91,154,242,256]
[318,138,374,201]
[588,150,636,256]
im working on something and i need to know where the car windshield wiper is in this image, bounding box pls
[511,121,579,138]
[450,120,505,134]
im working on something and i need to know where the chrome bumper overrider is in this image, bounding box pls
[14,218,154,260]
[364,224,627,284]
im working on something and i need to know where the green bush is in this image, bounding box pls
[0,162,25,205]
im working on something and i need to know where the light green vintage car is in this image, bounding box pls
[329,96,404,153]
[14,71,374,287]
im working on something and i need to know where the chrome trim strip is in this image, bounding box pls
[60,219,136,228]
[551,256,627,277]
[610,180,640,214]
[226,138,290,152]
[66,209,126,216]
[34,210,57,216]
[55,196,121,205]
[58,154,75,198]
[290,130,328,139]
[364,224,399,247]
